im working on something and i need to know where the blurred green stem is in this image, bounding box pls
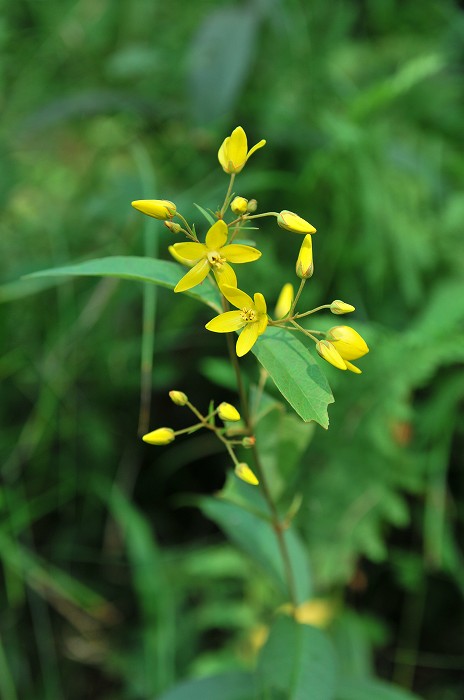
[222,300,298,608]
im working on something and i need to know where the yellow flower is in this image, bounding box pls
[173,220,261,293]
[316,340,347,370]
[142,427,175,445]
[132,199,176,220]
[327,326,369,361]
[169,390,188,406]
[230,196,248,215]
[295,234,314,279]
[235,462,259,485]
[218,402,241,422]
[205,285,268,357]
[277,210,316,234]
[218,126,266,174]
[330,300,355,315]
[274,283,294,319]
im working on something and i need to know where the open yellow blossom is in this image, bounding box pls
[274,283,294,318]
[132,199,176,220]
[277,210,316,234]
[205,285,268,357]
[173,220,261,293]
[218,126,266,174]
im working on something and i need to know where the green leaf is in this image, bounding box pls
[335,678,421,700]
[252,327,334,428]
[25,256,222,311]
[194,203,216,226]
[257,616,337,700]
[199,493,311,603]
[187,6,260,123]
[157,672,254,700]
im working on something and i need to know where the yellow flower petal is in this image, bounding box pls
[205,310,246,333]
[227,126,248,169]
[274,283,294,319]
[345,361,362,374]
[169,245,194,267]
[174,259,210,293]
[218,137,230,172]
[236,322,260,356]
[246,139,266,161]
[221,244,261,263]
[257,314,268,336]
[171,242,206,261]
[328,326,369,360]
[221,285,254,310]
[205,219,228,249]
[254,292,267,315]
[213,262,237,289]
[235,462,259,485]
[316,340,347,370]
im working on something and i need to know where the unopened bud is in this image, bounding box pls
[230,196,248,215]
[296,234,314,279]
[164,221,182,234]
[278,210,316,234]
[247,199,258,213]
[330,300,355,315]
[274,283,294,319]
[142,427,175,445]
[327,326,369,360]
[242,436,256,448]
[169,390,188,406]
[235,462,259,485]
[316,340,347,371]
[218,402,241,422]
[131,199,176,220]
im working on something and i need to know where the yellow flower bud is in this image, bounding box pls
[230,196,248,215]
[169,390,188,406]
[235,462,259,485]
[247,199,258,213]
[274,283,294,319]
[218,402,241,422]
[218,126,266,174]
[131,199,176,220]
[316,340,347,370]
[277,210,316,234]
[142,427,175,445]
[327,326,369,361]
[242,436,256,448]
[296,234,314,279]
[164,221,182,234]
[330,300,355,315]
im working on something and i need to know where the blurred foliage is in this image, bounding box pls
[1,0,464,698]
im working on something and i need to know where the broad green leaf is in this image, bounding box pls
[199,492,311,603]
[335,678,421,700]
[187,6,260,123]
[157,672,254,700]
[26,256,221,311]
[252,327,334,428]
[257,616,337,700]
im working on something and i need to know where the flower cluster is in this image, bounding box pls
[132,125,369,483]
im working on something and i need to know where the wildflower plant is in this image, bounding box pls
[29,125,375,698]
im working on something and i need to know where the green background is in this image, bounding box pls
[1,0,463,698]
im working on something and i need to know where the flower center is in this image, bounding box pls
[207,250,226,269]
[240,307,257,322]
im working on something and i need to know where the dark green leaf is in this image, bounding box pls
[157,672,254,700]
[257,616,337,700]
[335,678,422,700]
[26,256,221,311]
[252,327,334,428]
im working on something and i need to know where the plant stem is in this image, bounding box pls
[220,173,236,217]
[223,316,298,608]
[289,278,306,316]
